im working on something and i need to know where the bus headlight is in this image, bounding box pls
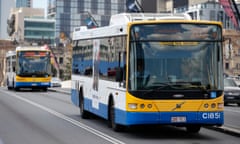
[204,103,209,108]
[147,104,152,108]
[128,103,137,109]
[211,103,216,108]
[140,104,145,109]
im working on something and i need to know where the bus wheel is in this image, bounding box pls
[7,79,11,90]
[108,99,125,132]
[7,84,12,90]
[186,125,201,133]
[79,95,90,119]
[43,87,48,92]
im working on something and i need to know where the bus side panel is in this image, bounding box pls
[71,75,82,107]
[6,73,15,88]
[71,88,79,107]
[71,75,127,120]
[86,78,126,120]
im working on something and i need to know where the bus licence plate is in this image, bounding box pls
[171,116,186,122]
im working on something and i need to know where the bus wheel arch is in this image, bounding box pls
[7,78,11,90]
[13,80,19,91]
[79,87,90,119]
[108,95,125,132]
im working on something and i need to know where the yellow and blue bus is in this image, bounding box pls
[71,13,224,133]
[6,45,51,91]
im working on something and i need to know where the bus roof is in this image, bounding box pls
[72,24,127,40]
[109,13,192,26]
[72,12,192,41]
[16,46,50,52]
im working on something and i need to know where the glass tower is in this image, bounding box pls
[1,0,15,39]
[48,0,126,43]
[16,0,32,8]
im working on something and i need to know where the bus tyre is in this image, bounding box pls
[186,125,201,133]
[80,96,90,119]
[109,99,125,132]
[43,87,48,92]
[14,87,20,91]
[7,79,11,90]
[7,84,11,90]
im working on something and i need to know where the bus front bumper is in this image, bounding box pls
[115,109,224,126]
[15,82,51,88]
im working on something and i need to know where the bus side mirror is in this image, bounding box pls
[13,67,16,72]
[115,67,123,82]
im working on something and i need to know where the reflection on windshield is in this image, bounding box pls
[17,56,51,76]
[128,24,223,92]
[128,41,222,91]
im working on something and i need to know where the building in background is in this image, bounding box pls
[47,0,126,46]
[3,0,240,79]
[0,40,15,86]
[0,0,15,39]
[0,0,15,85]
[24,18,55,45]
[32,0,48,17]
[16,0,32,8]
[8,7,54,44]
[174,0,240,30]
[169,0,240,75]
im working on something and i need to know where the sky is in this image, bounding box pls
[32,0,47,9]
[32,0,48,17]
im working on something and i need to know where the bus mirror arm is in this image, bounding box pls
[115,67,123,82]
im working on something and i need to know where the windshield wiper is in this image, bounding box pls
[175,81,201,85]
[142,82,179,96]
[174,81,209,90]
[144,82,192,90]
[142,82,208,96]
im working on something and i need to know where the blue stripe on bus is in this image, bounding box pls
[15,82,50,88]
[71,89,224,126]
[115,110,224,125]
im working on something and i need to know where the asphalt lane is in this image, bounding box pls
[48,87,240,137]
[0,88,120,144]
[1,87,239,144]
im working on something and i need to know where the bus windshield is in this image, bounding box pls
[128,23,223,92]
[16,51,51,76]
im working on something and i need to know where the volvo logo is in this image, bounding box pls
[172,101,186,111]
[176,103,182,108]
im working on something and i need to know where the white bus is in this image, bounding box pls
[71,13,224,132]
[6,45,51,91]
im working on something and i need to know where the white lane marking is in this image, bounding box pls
[3,91,125,144]
[224,108,240,114]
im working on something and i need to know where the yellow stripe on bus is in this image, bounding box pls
[15,76,51,82]
[126,92,224,112]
